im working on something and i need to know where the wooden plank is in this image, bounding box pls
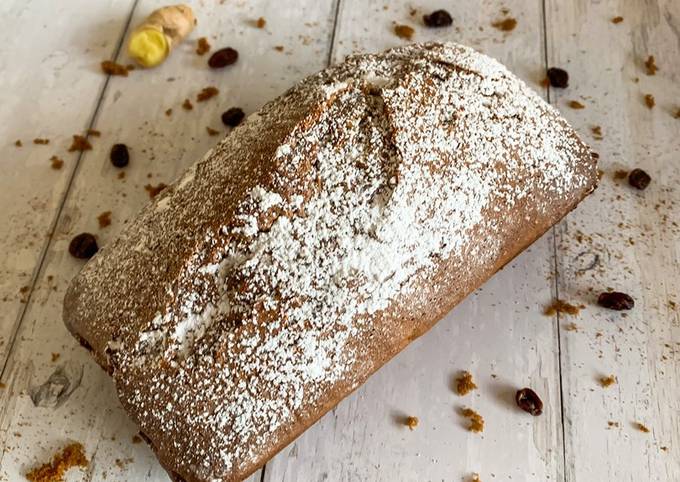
[545,0,680,480]
[0,0,137,374]
[0,1,338,480]
[263,1,566,481]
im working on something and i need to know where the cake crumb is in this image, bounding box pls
[196,86,219,102]
[50,156,64,170]
[591,125,603,139]
[67,135,92,152]
[196,37,211,56]
[599,375,617,387]
[394,24,414,40]
[608,421,619,428]
[14,139,22,147]
[611,16,624,24]
[33,138,49,145]
[274,45,285,52]
[117,171,126,180]
[644,94,655,109]
[491,17,517,32]
[456,371,478,396]
[25,442,88,482]
[145,183,167,199]
[97,211,112,228]
[206,126,221,136]
[544,299,582,316]
[165,108,173,117]
[404,416,419,430]
[255,17,266,28]
[51,353,60,362]
[568,100,585,109]
[471,474,482,482]
[86,129,101,137]
[131,435,142,444]
[644,55,658,75]
[613,169,629,180]
[564,322,579,332]
[461,408,484,433]
[101,60,129,77]
[182,99,193,111]
[635,422,650,433]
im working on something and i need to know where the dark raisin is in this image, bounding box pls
[221,107,245,127]
[598,292,634,310]
[208,47,238,68]
[628,168,651,190]
[68,233,98,259]
[423,9,453,27]
[516,388,543,416]
[110,143,129,168]
[547,67,569,88]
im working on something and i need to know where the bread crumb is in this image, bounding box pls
[50,156,64,170]
[97,211,112,228]
[67,135,92,152]
[568,100,585,109]
[644,55,658,75]
[461,408,484,433]
[182,99,193,110]
[196,37,211,56]
[491,18,517,32]
[101,60,129,77]
[196,86,219,102]
[144,183,167,199]
[206,126,220,136]
[456,371,478,396]
[51,353,60,362]
[33,138,49,145]
[544,299,582,316]
[644,94,655,109]
[635,422,650,433]
[255,17,266,28]
[611,16,624,24]
[394,24,414,40]
[404,416,419,430]
[599,375,617,387]
[25,442,88,482]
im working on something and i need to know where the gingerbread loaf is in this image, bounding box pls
[64,42,598,481]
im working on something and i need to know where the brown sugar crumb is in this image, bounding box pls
[14,139,22,147]
[461,408,484,433]
[255,17,266,28]
[456,371,478,396]
[635,422,650,433]
[611,16,624,24]
[274,45,285,52]
[564,322,579,332]
[97,211,112,228]
[568,100,585,109]
[86,129,101,137]
[131,435,142,444]
[145,183,167,199]
[608,421,620,428]
[67,135,92,152]
[196,86,219,102]
[544,299,582,316]
[492,18,517,32]
[404,416,419,430]
[196,37,211,56]
[101,60,129,77]
[182,99,193,110]
[50,156,64,170]
[591,125,603,139]
[25,442,88,482]
[206,126,221,136]
[644,94,655,109]
[165,108,173,117]
[394,24,415,40]
[51,353,60,362]
[33,138,49,145]
[644,55,658,75]
[613,169,629,180]
[599,375,617,387]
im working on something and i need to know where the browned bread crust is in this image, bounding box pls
[63,42,597,482]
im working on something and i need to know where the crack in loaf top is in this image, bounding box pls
[64,42,596,480]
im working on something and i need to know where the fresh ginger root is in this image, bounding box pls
[127,4,196,67]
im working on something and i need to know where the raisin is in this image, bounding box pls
[598,292,634,310]
[546,67,569,88]
[628,168,651,190]
[221,107,245,127]
[208,47,238,68]
[110,143,129,168]
[423,10,453,28]
[516,388,543,416]
[68,233,98,259]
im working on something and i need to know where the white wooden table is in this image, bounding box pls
[1,1,678,480]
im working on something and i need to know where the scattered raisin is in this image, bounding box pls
[628,168,651,190]
[110,143,129,168]
[221,107,245,127]
[546,67,569,88]
[597,292,634,310]
[208,47,239,68]
[69,233,98,259]
[423,10,453,28]
[515,388,543,416]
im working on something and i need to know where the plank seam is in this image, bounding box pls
[0,0,141,380]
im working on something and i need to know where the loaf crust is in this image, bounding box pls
[63,42,597,481]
